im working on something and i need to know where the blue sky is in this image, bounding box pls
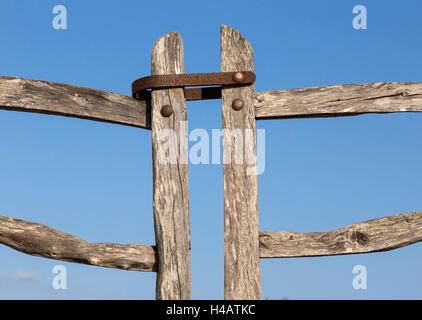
[1,0,421,299]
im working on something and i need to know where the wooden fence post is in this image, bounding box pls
[221,25,261,299]
[150,31,192,300]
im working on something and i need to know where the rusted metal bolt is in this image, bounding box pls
[232,72,245,83]
[160,105,173,117]
[232,99,244,111]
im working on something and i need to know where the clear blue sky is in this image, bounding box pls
[1,0,422,299]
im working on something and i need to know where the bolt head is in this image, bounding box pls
[232,99,244,111]
[232,72,245,84]
[160,105,173,117]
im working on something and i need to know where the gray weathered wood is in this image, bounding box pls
[0,76,150,129]
[254,82,422,120]
[0,216,157,271]
[150,32,192,300]
[260,211,422,258]
[221,25,261,300]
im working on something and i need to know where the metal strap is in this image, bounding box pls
[132,71,256,101]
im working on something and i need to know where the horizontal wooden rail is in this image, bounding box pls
[2,77,422,125]
[260,211,422,258]
[0,76,151,129]
[2,212,421,270]
[254,82,422,120]
[0,216,157,272]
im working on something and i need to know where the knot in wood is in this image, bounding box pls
[351,230,369,245]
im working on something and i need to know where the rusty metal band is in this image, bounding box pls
[132,71,255,101]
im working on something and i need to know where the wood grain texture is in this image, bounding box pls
[0,76,150,129]
[260,212,422,258]
[0,216,157,271]
[151,32,192,300]
[221,25,261,300]
[254,82,422,119]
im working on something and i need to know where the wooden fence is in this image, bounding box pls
[0,25,421,300]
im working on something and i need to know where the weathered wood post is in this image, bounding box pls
[150,32,192,299]
[221,25,261,299]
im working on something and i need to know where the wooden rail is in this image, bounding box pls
[260,211,422,258]
[254,82,422,120]
[3,78,422,130]
[2,211,420,271]
[0,216,157,272]
[0,76,150,129]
